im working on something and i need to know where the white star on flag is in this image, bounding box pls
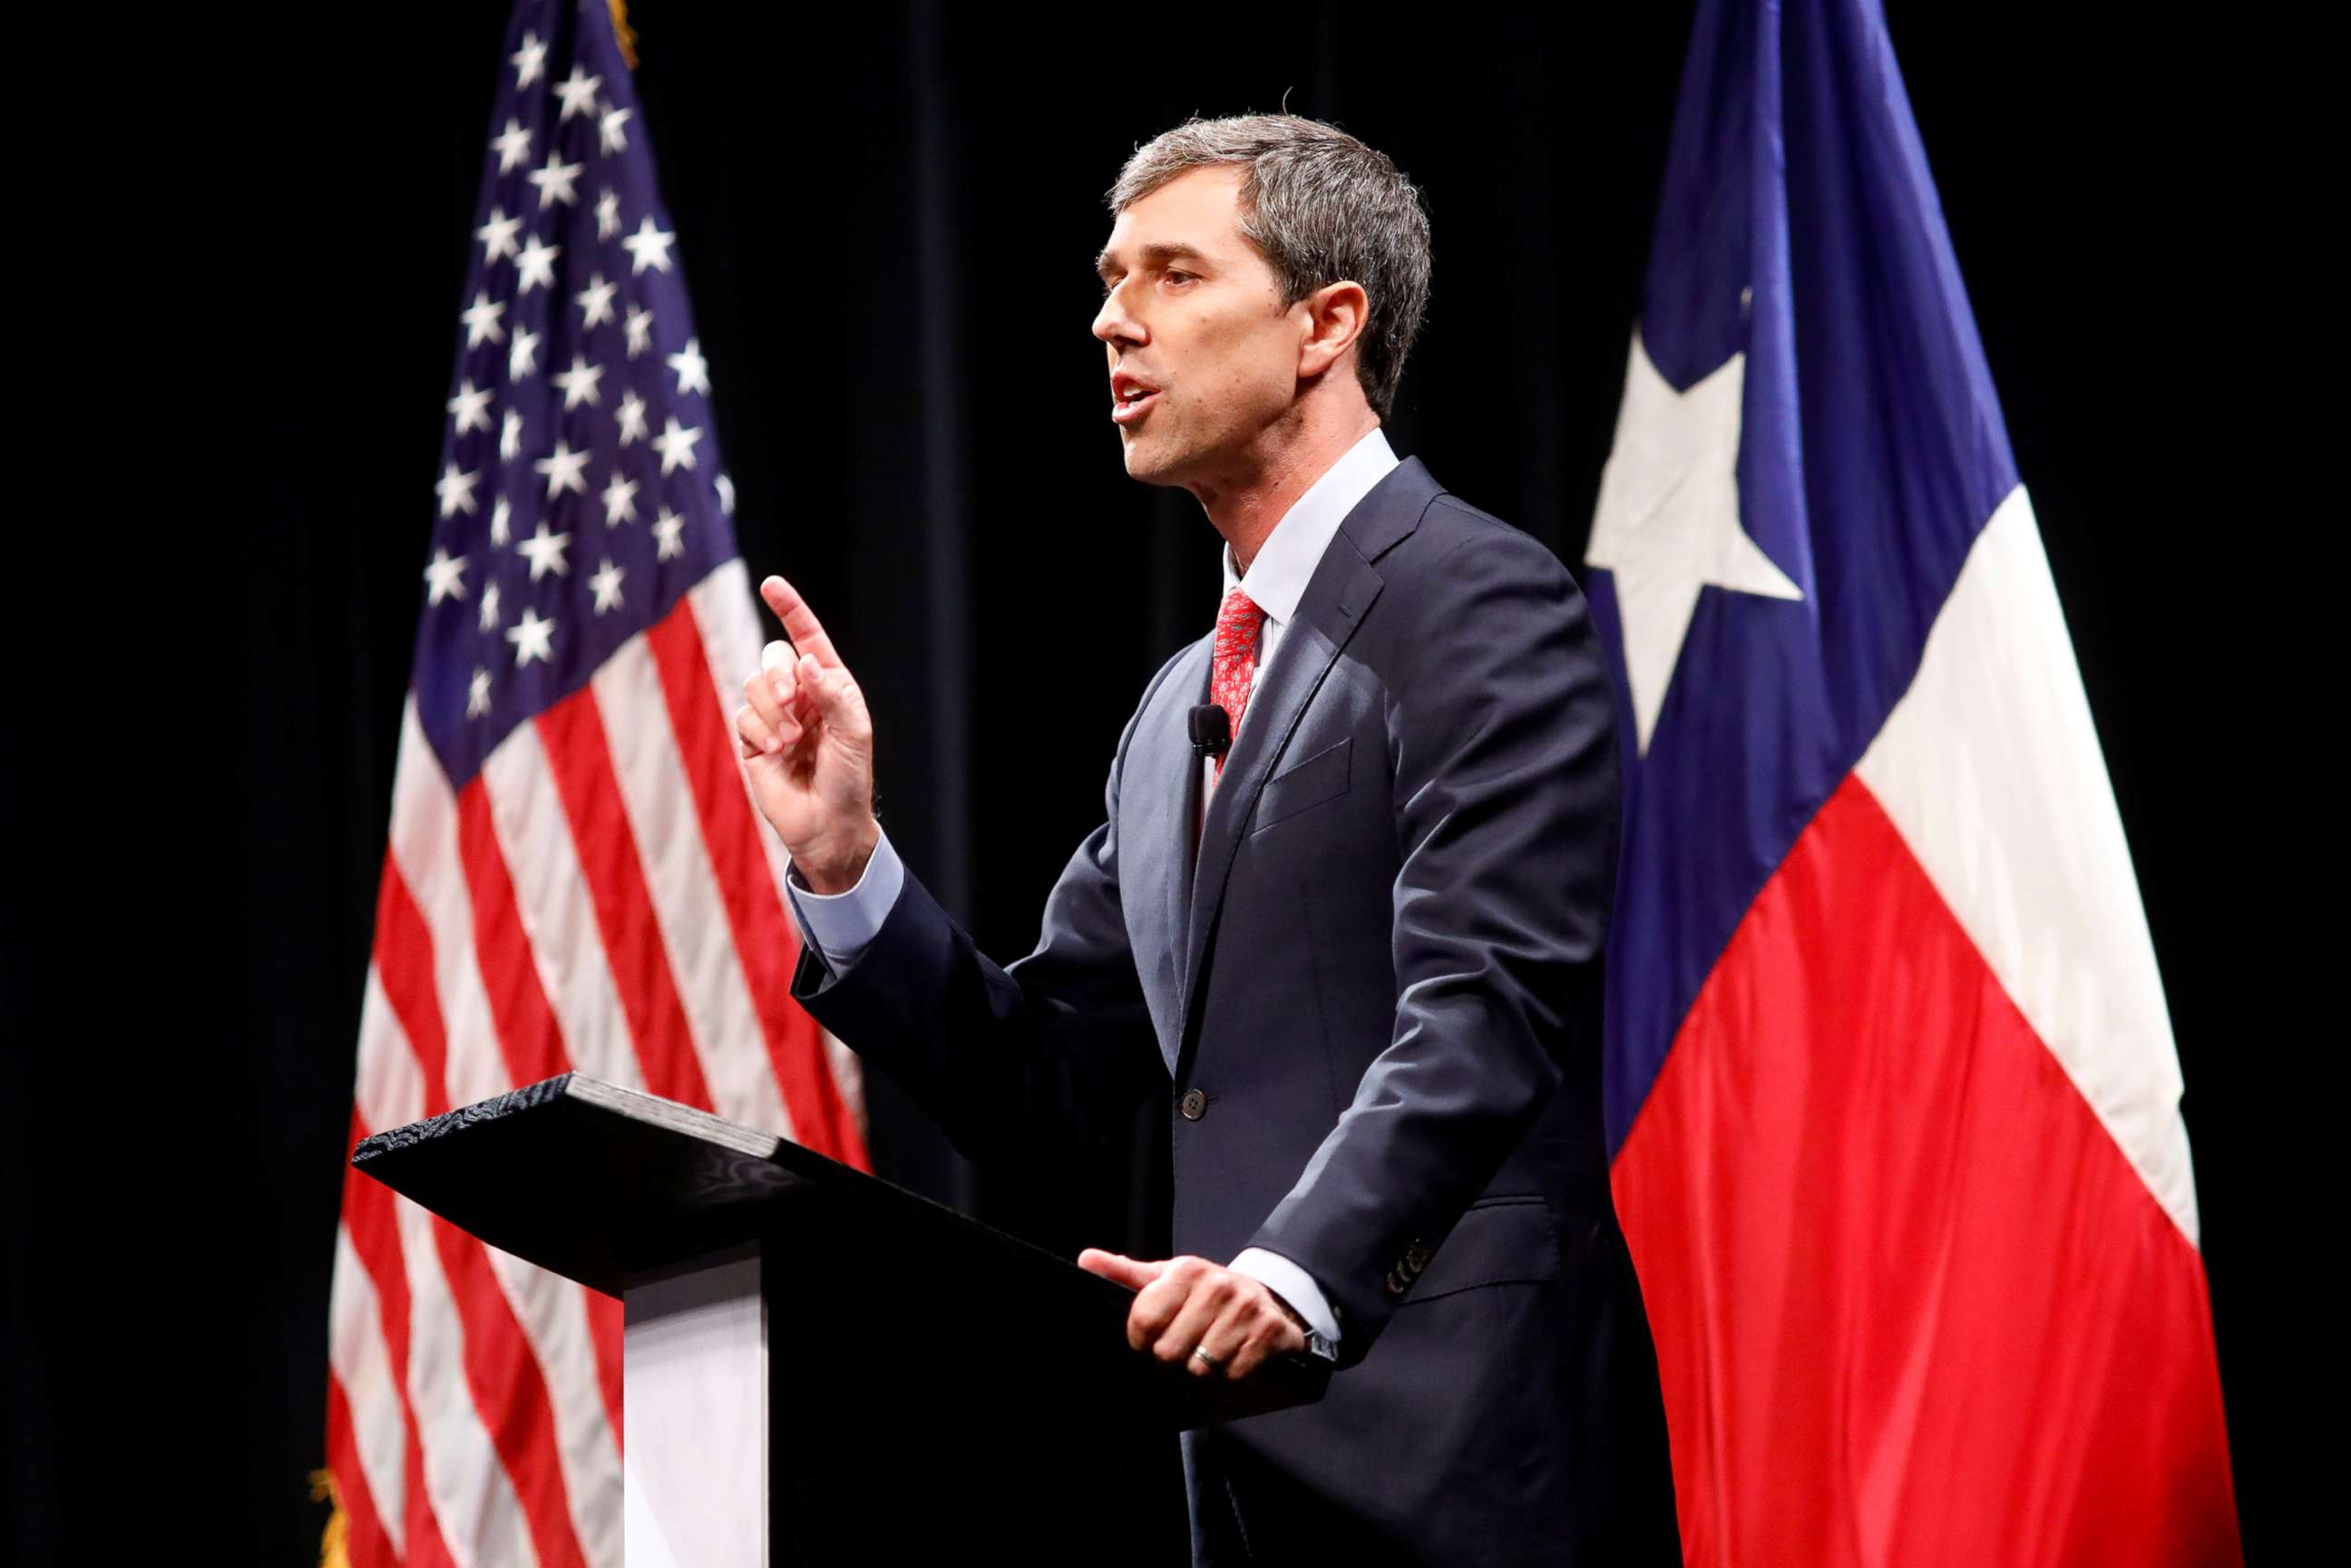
[509,324,541,380]
[506,605,556,666]
[652,417,702,475]
[589,559,626,614]
[423,548,469,603]
[467,666,493,717]
[616,389,649,446]
[446,379,493,434]
[1585,333,1804,754]
[554,66,602,122]
[596,188,621,241]
[528,151,583,210]
[461,292,506,347]
[716,472,736,516]
[434,463,480,518]
[622,216,675,275]
[600,470,639,526]
[490,495,512,546]
[576,272,618,329]
[599,103,633,155]
[476,206,522,264]
[653,509,686,560]
[624,306,653,358]
[492,119,533,175]
[533,440,589,499]
[552,355,606,410]
[500,410,523,463]
[667,337,710,397]
[511,29,546,88]
[478,579,502,631]
[515,235,560,294]
[517,521,573,581]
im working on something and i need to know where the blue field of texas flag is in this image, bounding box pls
[1584,1,2240,1562]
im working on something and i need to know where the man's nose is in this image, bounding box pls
[1092,283,1144,347]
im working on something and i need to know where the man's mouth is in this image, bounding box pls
[1110,375,1160,426]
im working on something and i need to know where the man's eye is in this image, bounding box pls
[1166,271,1195,286]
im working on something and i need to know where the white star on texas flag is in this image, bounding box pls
[1585,332,1803,754]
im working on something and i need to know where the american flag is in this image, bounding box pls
[325,5,867,1564]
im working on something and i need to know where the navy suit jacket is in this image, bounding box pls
[795,458,1678,1565]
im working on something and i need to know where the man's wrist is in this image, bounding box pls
[793,819,881,894]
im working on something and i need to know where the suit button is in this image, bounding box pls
[1179,1088,1208,1121]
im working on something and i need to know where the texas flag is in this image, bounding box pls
[1585,1,2240,1563]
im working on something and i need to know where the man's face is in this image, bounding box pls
[1092,167,1303,486]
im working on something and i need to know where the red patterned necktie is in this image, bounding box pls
[1208,588,1267,782]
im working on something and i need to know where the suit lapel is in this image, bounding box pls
[1122,638,1210,1068]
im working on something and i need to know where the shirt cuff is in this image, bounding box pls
[1230,1247,1341,1346]
[784,829,905,974]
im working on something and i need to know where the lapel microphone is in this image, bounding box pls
[1187,704,1232,761]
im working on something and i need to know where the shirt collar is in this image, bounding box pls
[1219,427,1400,625]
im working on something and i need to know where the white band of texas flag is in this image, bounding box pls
[1585,1,2239,1563]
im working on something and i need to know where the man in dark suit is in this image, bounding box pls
[733,115,1676,1566]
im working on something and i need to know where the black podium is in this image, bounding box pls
[354,1072,1328,1565]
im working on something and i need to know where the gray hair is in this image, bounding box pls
[1107,114,1432,418]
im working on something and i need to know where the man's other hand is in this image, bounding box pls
[735,575,880,892]
[1078,1251,1308,1379]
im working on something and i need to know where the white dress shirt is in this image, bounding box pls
[788,427,1401,1347]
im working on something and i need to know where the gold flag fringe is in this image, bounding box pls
[312,1468,352,1568]
[608,0,638,69]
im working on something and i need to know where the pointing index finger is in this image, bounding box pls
[759,575,844,671]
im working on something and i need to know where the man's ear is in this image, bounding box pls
[1297,280,1371,382]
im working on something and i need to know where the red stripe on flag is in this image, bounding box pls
[454,778,570,1088]
[374,853,451,1119]
[1613,774,2241,1568]
[327,1369,397,1568]
[369,864,591,1568]
[454,774,626,1444]
[535,687,716,1110]
[645,599,869,1165]
[583,1288,625,1459]
[427,1215,591,1568]
[342,1110,459,1568]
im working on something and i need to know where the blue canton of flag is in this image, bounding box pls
[417,0,734,788]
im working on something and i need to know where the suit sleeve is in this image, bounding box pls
[1244,522,1620,1360]
[786,659,1181,1166]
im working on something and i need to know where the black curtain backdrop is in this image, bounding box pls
[3,3,2318,1562]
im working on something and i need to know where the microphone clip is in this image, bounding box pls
[1186,703,1232,761]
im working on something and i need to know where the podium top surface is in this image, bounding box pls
[355,1074,830,1294]
[353,1074,1329,1429]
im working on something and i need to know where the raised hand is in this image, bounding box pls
[735,575,880,893]
[1078,1250,1309,1381]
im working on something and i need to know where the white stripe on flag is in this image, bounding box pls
[387,701,509,1114]
[357,973,541,1568]
[479,721,649,1093]
[328,1224,408,1557]
[592,633,796,1138]
[1855,484,2199,1242]
[395,1197,544,1568]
